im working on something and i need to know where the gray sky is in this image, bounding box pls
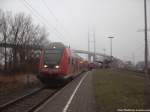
[0,0,150,63]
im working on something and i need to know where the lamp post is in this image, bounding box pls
[108,36,114,61]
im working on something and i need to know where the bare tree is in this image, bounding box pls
[0,10,12,70]
[9,13,32,67]
[0,10,49,72]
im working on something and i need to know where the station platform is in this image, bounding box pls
[34,71,97,112]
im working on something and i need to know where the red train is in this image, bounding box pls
[37,42,88,85]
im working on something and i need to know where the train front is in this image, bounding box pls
[37,43,67,85]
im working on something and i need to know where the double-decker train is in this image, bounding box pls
[37,42,88,85]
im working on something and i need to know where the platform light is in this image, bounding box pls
[44,64,48,68]
[55,65,60,69]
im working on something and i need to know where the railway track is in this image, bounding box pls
[0,86,59,112]
[0,71,87,112]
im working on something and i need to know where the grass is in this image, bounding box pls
[92,69,150,112]
[0,73,40,92]
[0,73,38,84]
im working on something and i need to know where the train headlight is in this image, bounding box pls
[53,46,56,49]
[55,65,59,69]
[44,64,48,68]
[80,61,83,64]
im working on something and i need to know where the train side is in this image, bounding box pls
[37,42,88,85]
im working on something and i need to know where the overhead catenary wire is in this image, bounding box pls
[40,0,72,41]
[21,0,66,41]
[23,0,64,39]
[20,0,50,30]
[40,0,66,39]
[41,0,59,22]
[20,0,56,42]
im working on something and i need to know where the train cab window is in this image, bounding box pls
[44,49,63,65]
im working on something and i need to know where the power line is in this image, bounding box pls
[20,0,48,28]
[23,0,64,39]
[40,0,71,40]
[39,0,67,39]
[41,0,59,22]
[20,0,57,41]
[21,0,65,41]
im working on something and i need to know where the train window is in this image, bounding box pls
[44,49,63,65]
[68,57,71,64]
[72,59,74,65]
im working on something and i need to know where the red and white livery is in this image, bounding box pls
[37,42,88,85]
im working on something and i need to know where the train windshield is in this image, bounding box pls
[44,49,63,66]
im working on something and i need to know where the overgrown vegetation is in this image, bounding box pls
[0,9,50,73]
[92,69,150,112]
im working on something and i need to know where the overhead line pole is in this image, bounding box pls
[88,29,90,52]
[93,30,96,62]
[88,29,90,62]
[88,28,96,62]
[144,0,148,75]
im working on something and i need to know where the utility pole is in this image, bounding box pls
[88,29,90,52]
[132,52,135,66]
[88,28,96,62]
[4,35,7,70]
[103,48,106,68]
[103,49,106,59]
[88,29,91,62]
[144,0,148,75]
[108,36,114,61]
[93,30,96,62]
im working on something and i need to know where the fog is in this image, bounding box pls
[0,0,150,63]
